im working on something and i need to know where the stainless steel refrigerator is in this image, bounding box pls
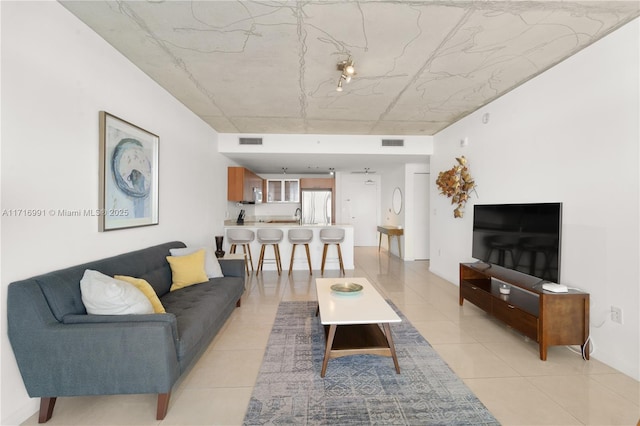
[301,190,332,225]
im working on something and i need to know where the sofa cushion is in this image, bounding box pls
[80,270,153,315]
[37,269,89,321]
[167,250,208,291]
[169,247,223,278]
[160,277,243,361]
[114,275,166,313]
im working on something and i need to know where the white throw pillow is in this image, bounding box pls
[80,269,154,315]
[169,246,223,278]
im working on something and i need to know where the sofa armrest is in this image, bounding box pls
[8,281,181,398]
[11,320,180,398]
[219,258,245,279]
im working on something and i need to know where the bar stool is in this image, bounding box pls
[320,228,345,275]
[288,228,313,275]
[257,228,283,275]
[227,229,255,275]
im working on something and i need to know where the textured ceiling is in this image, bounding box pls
[61,1,639,137]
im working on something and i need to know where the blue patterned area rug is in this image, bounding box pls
[243,301,498,425]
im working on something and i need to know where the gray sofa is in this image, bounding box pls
[7,241,245,422]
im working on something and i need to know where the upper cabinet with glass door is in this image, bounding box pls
[266,179,299,203]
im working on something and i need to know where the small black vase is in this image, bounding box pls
[214,235,225,258]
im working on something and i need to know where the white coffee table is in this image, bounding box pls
[315,277,401,377]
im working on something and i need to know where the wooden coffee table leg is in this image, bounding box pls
[383,323,400,374]
[321,324,337,377]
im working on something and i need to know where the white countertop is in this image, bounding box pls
[224,221,353,228]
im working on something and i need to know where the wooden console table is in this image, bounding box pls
[459,262,590,360]
[377,226,403,258]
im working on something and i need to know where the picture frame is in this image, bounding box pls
[99,111,159,231]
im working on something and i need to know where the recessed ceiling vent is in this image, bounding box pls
[381,139,404,147]
[239,137,263,145]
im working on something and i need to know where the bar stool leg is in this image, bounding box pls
[336,243,345,275]
[274,244,282,275]
[304,243,312,275]
[238,244,249,275]
[321,244,328,275]
[257,245,266,272]
[288,244,297,276]
[243,244,254,272]
[230,244,237,254]
[240,246,249,275]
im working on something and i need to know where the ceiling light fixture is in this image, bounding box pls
[282,167,287,175]
[336,57,356,92]
[329,167,335,176]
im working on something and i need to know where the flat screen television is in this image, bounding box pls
[472,203,562,283]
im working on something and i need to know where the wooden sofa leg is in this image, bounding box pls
[156,393,170,420]
[38,397,56,423]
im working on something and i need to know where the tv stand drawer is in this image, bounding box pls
[460,281,491,312]
[492,298,538,341]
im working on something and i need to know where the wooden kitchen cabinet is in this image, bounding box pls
[300,178,335,190]
[227,167,263,202]
[459,262,589,360]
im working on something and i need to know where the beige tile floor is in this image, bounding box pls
[23,247,640,425]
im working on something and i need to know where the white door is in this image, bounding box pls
[413,173,430,259]
[341,176,378,246]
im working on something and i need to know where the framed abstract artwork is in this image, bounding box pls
[99,111,159,231]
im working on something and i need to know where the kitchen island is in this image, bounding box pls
[223,222,354,272]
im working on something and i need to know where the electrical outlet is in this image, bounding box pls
[611,306,623,324]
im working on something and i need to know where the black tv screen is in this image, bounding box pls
[472,203,562,283]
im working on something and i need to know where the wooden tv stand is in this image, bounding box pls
[459,262,589,360]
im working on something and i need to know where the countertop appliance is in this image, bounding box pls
[301,190,332,225]
[253,187,263,204]
[236,209,245,224]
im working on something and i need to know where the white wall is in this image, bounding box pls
[430,19,639,380]
[0,2,231,423]
[403,163,430,261]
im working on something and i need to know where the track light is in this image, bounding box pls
[336,56,356,92]
[345,63,355,76]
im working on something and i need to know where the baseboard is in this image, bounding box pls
[1,399,39,426]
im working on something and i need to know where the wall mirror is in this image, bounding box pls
[392,187,402,215]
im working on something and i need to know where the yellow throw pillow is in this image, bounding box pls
[166,249,208,291]
[114,275,166,314]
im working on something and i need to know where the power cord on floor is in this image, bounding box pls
[565,301,612,360]
[566,335,592,360]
